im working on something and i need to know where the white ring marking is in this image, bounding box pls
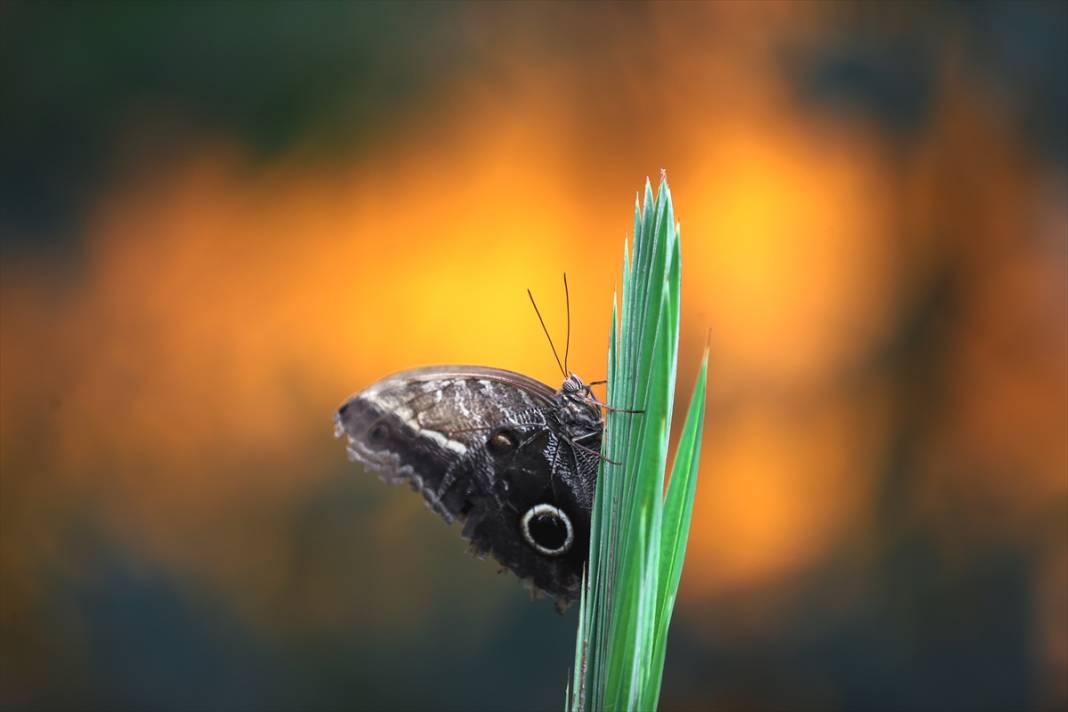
[520,503,574,556]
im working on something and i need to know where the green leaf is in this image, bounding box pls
[569,174,709,712]
[643,353,708,710]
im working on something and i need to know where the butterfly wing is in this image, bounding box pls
[336,365,556,519]
[335,365,598,605]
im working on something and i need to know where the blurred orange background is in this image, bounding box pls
[2,3,1065,711]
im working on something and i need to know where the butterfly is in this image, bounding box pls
[334,276,611,608]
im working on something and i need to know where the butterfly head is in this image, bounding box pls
[561,373,584,395]
[556,373,603,429]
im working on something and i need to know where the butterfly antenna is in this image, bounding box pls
[563,273,571,375]
[528,288,566,377]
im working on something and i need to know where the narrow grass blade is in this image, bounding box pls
[569,174,707,712]
[642,352,708,710]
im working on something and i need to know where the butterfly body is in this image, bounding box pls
[335,365,603,607]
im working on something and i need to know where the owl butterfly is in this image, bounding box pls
[334,276,610,609]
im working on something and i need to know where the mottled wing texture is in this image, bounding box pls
[334,365,598,605]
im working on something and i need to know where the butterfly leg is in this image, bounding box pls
[570,429,620,465]
[570,438,621,466]
[582,385,644,415]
